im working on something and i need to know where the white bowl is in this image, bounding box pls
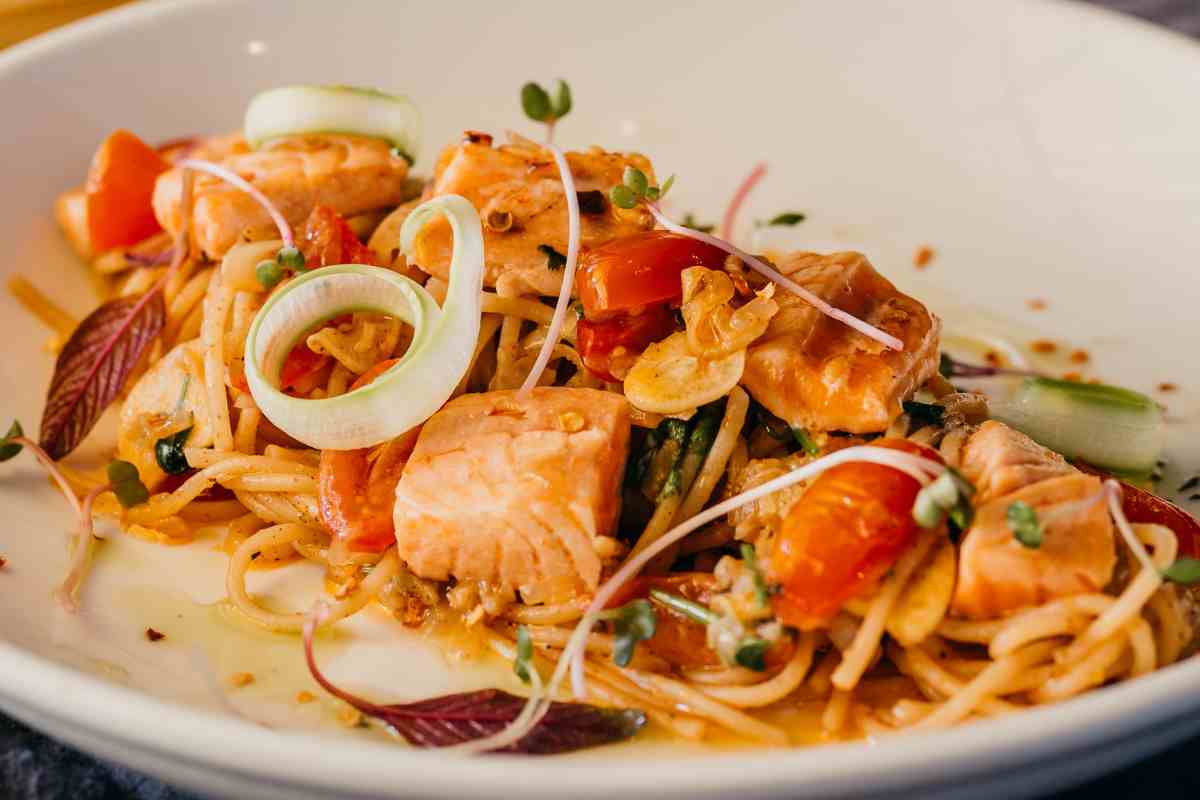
[1,1,1199,797]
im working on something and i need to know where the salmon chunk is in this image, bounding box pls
[392,388,632,604]
[741,252,941,433]
[410,133,655,296]
[118,340,213,491]
[952,421,1116,619]
[153,134,408,259]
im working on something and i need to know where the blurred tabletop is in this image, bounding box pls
[1,1,1199,798]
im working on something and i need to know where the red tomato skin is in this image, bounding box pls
[317,359,408,553]
[769,439,942,630]
[576,305,677,382]
[279,343,330,393]
[577,231,727,320]
[86,130,170,252]
[301,205,379,268]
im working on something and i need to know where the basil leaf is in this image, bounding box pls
[1162,557,1200,585]
[765,212,805,227]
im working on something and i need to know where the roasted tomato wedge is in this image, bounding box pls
[606,573,794,670]
[577,231,726,320]
[1075,463,1200,558]
[280,342,331,395]
[301,205,380,268]
[576,304,676,382]
[85,130,170,252]
[318,359,415,554]
[769,439,942,629]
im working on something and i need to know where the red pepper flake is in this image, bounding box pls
[984,350,1001,366]
[1158,382,1178,393]
[1063,371,1083,382]
[1030,339,1057,354]
[145,627,166,642]
[913,246,935,268]
[1027,298,1048,311]
[1069,349,1090,364]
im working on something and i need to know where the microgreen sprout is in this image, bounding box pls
[1007,500,1043,548]
[521,79,572,141]
[107,459,150,508]
[739,543,771,608]
[513,625,534,683]
[734,638,770,671]
[913,467,975,533]
[608,166,674,210]
[599,599,657,667]
[681,213,714,233]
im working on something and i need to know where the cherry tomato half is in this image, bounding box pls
[769,439,942,629]
[301,205,379,269]
[85,130,170,252]
[576,304,677,382]
[577,231,727,321]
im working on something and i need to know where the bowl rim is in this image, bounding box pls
[3,0,1200,796]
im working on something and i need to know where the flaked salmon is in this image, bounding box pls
[153,134,408,259]
[118,340,212,490]
[410,133,655,296]
[740,252,941,434]
[392,387,631,605]
[952,421,1116,619]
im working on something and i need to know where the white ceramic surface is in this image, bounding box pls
[1,1,1199,798]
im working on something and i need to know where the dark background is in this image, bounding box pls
[2,1,1199,798]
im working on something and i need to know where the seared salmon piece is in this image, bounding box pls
[392,387,631,604]
[958,419,1074,503]
[741,252,941,433]
[951,421,1116,619]
[411,133,655,296]
[118,340,213,491]
[153,134,408,259]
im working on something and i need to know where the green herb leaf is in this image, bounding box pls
[623,166,649,198]
[734,638,770,671]
[552,79,572,119]
[571,300,585,320]
[739,543,771,608]
[608,599,657,667]
[938,353,954,379]
[537,244,567,271]
[609,184,638,210]
[1007,501,1043,548]
[154,427,193,475]
[913,467,976,531]
[681,213,714,233]
[1162,557,1200,585]
[764,212,805,227]
[903,400,945,428]
[0,420,24,463]
[514,625,534,683]
[520,81,552,122]
[791,427,821,457]
[644,185,661,201]
[658,175,675,199]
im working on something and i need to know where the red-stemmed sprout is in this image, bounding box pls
[719,162,767,242]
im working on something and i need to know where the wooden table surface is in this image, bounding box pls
[1,1,1198,798]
